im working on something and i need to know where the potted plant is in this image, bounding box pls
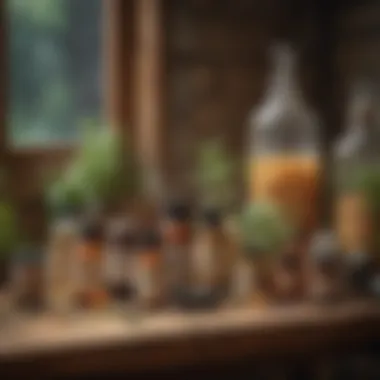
[239,202,294,300]
[195,138,237,215]
[46,124,139,221]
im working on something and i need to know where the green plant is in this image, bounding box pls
[340,164,380,213]
[46,123,138,217]
[195,139,236,210]
[239,202,294,259]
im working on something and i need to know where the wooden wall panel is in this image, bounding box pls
[163,0,317,200]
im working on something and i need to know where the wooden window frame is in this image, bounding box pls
[0,0,166,199]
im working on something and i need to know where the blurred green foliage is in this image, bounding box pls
[46,124,138,217]
[195,139,237,210]
[339,164,380,214]
[239,202,294,259]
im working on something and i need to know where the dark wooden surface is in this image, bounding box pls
[0,301,379,378]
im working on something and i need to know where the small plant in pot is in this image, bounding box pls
[239,202,294,302]
[47,123,139,222]
[195,138,237,216]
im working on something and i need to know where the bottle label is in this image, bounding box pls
[137,266,155,299]
[104,247,125,284]
[165,244,190,288]
[192,236,215,286]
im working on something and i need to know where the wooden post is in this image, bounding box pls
[103,0,134,134]
[134,0,166,204]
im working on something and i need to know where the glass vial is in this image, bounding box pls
[162,201,192,305]
[308,230,344,302]
[75,219,107,309]
[45,218,78,315]
[12,245,44,312]
[135,228,163,310]
[104,218,137,306]
[192,208,233,302]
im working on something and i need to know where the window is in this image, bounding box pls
[6,0,103,147]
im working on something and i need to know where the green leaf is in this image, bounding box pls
[239,202,294,258]
[195,139,236,209]
[46,125,139,216]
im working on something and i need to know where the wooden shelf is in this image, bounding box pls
[1,300,380,377]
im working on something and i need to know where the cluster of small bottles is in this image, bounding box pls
[41,202,237,315]
[8,42,380,316]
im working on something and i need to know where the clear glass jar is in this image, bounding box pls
[334,83,380,256]
[162,201,192,304]
[104,218,137,306]
[248,44,320,237]
[75,220,108,309]
[12,245,44,312]
[334,83,380,295]
[135,228,163,310]
[191,209,233,304]
[45,218,78,314]
[308,230,344,302]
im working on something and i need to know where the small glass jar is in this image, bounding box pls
[192,208,233,302]
[344,252,376,298]
[45,218,78,314]
[135,228,163,310]
[104,218,137,306]
[12,246,44,312]
[308,230,344,302]
[75,220,108,309]
[162,201,192,304]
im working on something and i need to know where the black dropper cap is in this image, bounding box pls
[166,200,191,222]
[139,228,162,250]
[202,208,221,227]
[80,220,103,241]
[108,222,137,247]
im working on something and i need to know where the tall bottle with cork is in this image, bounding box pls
[247,44,321,297]
[334,82,380,295]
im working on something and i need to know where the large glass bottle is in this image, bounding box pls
[334,83,380,277]
[248,44,320,237]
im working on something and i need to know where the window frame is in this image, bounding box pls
[0,0,134,156]
[0,0,167,237]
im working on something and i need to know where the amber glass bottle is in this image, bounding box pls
[135,228,163,310]
[162,201,192,305]
[75,219,107,309]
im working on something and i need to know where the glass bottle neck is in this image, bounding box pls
[266,45,300,102]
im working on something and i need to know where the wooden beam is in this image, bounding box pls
[134,0,166,203]
[103,0,134,133]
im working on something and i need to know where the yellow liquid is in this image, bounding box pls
[249,155,320,232]
[334,193,373,253]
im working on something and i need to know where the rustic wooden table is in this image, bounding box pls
[0,300,380,378]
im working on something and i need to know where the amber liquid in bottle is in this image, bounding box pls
[247,44,321,299]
